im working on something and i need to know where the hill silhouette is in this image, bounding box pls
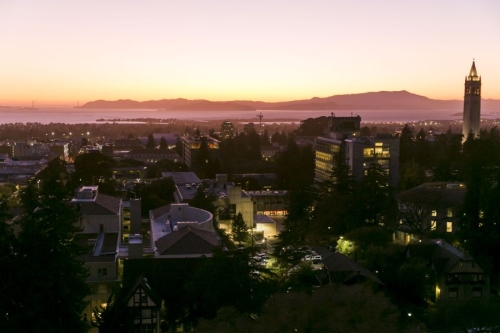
[80,91,500,111]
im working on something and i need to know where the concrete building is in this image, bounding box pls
[149,203,219,258]
[314,114,399,187]
[221,121,234,139]
[181,135,220,171]
[345,134,400,188]
[71,186,122,325]
[462,60,481,141]
[124,148,181,164]
[162,171,202,202]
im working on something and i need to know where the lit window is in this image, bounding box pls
[446,222,453,233]
[431,210,437,217]
[447,209,453,217]
[479,210,484,218]
[431,221,437,230]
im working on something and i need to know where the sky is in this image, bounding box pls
[1,0,500,105]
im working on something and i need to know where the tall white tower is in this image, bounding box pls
[462,61,481,142]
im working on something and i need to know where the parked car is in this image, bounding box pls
[303,254,322,261]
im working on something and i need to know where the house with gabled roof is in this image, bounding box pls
[317,250,384,287]
[155,226,220,257]
[123,275,162,333]
[406,239,489,303]
[72,185,122,233]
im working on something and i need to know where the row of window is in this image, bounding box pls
[430,221,453,232]
[448,287,482,298]
[431,209,454,217]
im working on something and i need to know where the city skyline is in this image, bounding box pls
[1,0,500,105]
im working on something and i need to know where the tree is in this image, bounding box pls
[12,179,90,332]
[357,163,397,227]
[134,178,175,216]
[146,133,156,148]
[197,284,402,333]
[313,151,359,238]
[195,139,211,179]
[231,212,249,244]
[73,152,116,185]
[398,186,447,239]
[0,196,15,330]
[175,136,184,157]
[427,298,500,333]
[159,136,168,149]
[92,288,134,333]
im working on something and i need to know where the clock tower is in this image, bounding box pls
[462,60,481,142]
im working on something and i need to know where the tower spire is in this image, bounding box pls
[469,60,478,78]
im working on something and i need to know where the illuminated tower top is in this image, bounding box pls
[462,60,481,142]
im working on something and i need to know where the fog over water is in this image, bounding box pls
[0,108,473,125]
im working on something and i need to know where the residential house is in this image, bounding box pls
[406,239,489,303]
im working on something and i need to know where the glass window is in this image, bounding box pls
[447,209,453,217]
[446,222,453,233]
[431,210,437,217]
[472,287,482,298]
[431,221,436,230]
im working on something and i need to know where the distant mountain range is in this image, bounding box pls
[79,91,500,112]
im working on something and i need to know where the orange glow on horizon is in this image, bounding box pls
[1,1,499,106]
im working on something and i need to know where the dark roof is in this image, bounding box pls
[80,194,121,216]
[398,183,466,207]
[156,227,219,256]
[123,274,162,307]
[321,252,383,286]
[406,239,463,274]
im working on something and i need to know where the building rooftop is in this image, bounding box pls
[156,226,220,256]
[78,233,118,263]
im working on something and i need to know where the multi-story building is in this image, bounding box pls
[314,114,399,187]
[149,203,219,258]
[345,134,399,188]
[221,121,234,139]
[124,148,181,164]
[181,135,220,171]
[396,182,466,243]
[462,60,481,141]
[71,186,122,323]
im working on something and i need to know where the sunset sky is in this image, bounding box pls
[1,0,499,105]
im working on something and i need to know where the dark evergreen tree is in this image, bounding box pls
[357,163,397,227]
[159,136,168,149]
[175,136,184,157]
[195,139,211,179]
[13,179,90,332]
[231,212,249,244]
[260,129,270,146]
[146,133,156,148]
[73,152,116,185]
[0,196,15,331]
[313,151,358,238]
